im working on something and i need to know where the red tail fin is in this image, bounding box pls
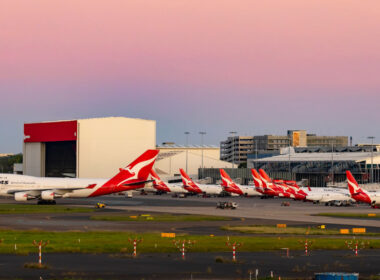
[89,149,159,196]
[259,169,271,182]
[251,169,263,188]
[346,170,362,194]
[150,169,162,186]
[220,169,233,187]
[259,169,272,189]
[179,168,193,186]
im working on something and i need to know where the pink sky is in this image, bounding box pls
[1,1,380,151]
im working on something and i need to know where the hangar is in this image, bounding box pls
[23,117,156,178]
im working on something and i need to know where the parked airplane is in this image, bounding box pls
[150,169,187,194]
[257,169,290,197]
[0,149,159,204]
[220,169,261,196]
[258,169,307,200]
[346,171,380,207]
[179,168,223,195]
[252,169,352,204]
[251,169,267,194]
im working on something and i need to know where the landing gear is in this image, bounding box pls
[37,200,56,205]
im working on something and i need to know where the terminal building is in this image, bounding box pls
[220,130,349,165]
[204,146,380,187]
[23,117,156,178]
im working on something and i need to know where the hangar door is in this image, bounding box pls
[45,141,76,177]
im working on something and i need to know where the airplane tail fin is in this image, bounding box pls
[150,169,162,186]
[179,168,193,187]
[251,169,263,189]
[259,169,272,189]
[91,150,159,196]
[220,169,233,187]
[346,170,362,195]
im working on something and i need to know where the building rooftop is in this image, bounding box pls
[157,144,219,149]
[253,152,380,163]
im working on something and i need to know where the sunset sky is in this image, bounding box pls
[1,0,380,152]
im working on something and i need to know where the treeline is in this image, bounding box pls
[0,154,23,173]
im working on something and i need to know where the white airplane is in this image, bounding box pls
[0,149,159,204]
[300,186,353,204]
[220,169,261,196]
[346,170,380,207]
[149,169,188,194]
[179,168,223,196]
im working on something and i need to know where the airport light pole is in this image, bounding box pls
[331,141,335,185]
[368,136,375,183]
[199,132,206,170]
[185,132,190,173]
[288,137,291,179]
[230,132,237,169]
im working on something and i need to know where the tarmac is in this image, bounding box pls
[0,195,380,235]
[0,195,379,233]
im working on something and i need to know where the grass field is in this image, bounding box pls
[0,230,379,255]
[221,225,380,236]
[0,204,95,214]
[90,213,231,222]
[315,213,380,219]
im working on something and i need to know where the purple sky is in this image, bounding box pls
[1,1,380,153]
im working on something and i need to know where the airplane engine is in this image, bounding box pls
[14,192,31,201]
[41,191,57,200]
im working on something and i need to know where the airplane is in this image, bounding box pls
[346,170,380,207]
[301,186,354,205]
[149,169,188,194]
[255,169,289,197]
[258,170,307,200]
[0,149,159,204]
[179,168,223,196]
[251,169,267,194]
[220,169,261,196]
[252,169,351,204]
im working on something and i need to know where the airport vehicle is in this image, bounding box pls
[220,169,261,196]
[150,169,188,194]
[95,202,106,208]
[216,201,238,209]
[346,170,380,207]
[179,169,223,195]
[0,149,159,204]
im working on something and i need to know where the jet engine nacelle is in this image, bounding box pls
[14,192,30,201]
[41,190,56,201]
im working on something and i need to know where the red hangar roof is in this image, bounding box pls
[24,120,77,143]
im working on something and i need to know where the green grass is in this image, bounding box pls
[315,213,380,219]
[90,213,231,222]
[0,204,95,214]
[0,230,379,255]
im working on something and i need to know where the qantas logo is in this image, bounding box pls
[221,175,234,187]
[182,176,193,187]
[347,179,361,193]
[151,173,163,185]
[252,176,262,187]
[118,156,157,186]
